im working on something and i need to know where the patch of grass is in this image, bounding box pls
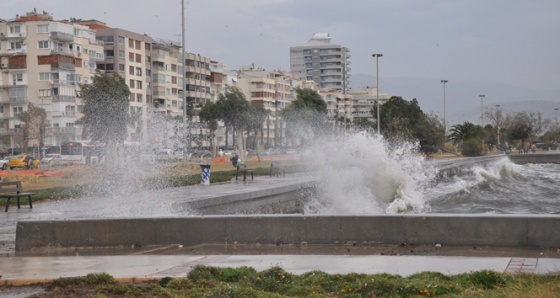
[37,268,560,297]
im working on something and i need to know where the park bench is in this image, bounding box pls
[270,161,286,177]
[1,181,34,212]
[236,163,254,182]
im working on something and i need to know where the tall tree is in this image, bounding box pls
[17,102,47,155]
[199,101,220,154]
[507,111,543,148]
[245,105,267,149]
[374,97,445,154]
[281,88,328,147]
[78,73,131,145]
[216,87,249,159]
[77,73,131,165]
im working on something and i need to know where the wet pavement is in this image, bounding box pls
[2,170,560,288]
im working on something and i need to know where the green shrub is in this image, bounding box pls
[461,138,487,157]
[51,272,115,287]
[465,270,506,289]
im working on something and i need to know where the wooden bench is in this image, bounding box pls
[270,161,286,177]
[1,181,34,212]
[236,163,254,182]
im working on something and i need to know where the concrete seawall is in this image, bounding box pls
[508,153,560,164]
[14,153,560,253]
[15,215,560,251]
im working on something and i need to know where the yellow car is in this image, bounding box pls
[8,154,40,169]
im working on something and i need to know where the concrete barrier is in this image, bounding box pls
[15,214,560,251]
[508,153,560,164]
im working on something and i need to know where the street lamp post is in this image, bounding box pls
[181,0,188,161]
[479,95,485,126]
[555,108,559,145]
[495,105,501,147]
[440,80,448,131]
[372,54,383,135]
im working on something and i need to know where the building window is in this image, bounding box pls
[118,36,125,44]
[135,40,141,50]
[105,50,114,57]
[73,28,80,36]
[38,40,50,49]
[118,64,125,72]
[118,50,124,59]
[39,73,51,81]
[12,73,23,83]
[129,52,134,62]
[129,66,134,75]
[129,80,135,88]
[10,25,21,34]
[39,89,51,97]
[37,24,49,33]
[130,93,135,102]
[128,39,134,48]
[136,67,142,76]
[136,94,142,102]
[12,107,23,116]
[136,80,142,89]
[135,54,141,63]
[10,41,22,50]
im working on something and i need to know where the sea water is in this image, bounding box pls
[301,132,560,215]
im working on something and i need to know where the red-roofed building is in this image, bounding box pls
[0,10,104,150]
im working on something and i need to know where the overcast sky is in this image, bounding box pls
[3,0,560,120]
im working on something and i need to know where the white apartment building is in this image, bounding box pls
[289,33,351,93]
[349,87,391,123]
[0,10,103,151]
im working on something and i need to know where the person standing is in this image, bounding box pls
[231,145,239,168]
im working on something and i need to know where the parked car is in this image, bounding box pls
[8,154,40,169]
[41,153,62,167]
[0,156,11,170]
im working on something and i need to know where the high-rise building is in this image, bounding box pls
[289,33,351,93]
[0,10,104,150]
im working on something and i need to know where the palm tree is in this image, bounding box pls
[447,122,478,145]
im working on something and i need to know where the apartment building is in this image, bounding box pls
[81,23,153,143]
[349,87,391,124]
[289,32,351,93]
[184,53,212,148]
[0,10,103,150]
[320,90,353,129]
[236,65,298,148]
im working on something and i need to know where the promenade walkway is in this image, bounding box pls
[2,156,560,290]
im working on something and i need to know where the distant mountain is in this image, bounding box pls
[351,74,560,126]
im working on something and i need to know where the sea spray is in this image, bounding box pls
[301,131,436,214]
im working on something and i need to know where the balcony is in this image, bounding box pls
[50,31,74,41]
[0,128,24,135]
[52,111,77,117]
[51,47,73,56]
[51,62,76,72]
[52,95,76,103]
[52,127,79,135]
[8,96,28,103]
